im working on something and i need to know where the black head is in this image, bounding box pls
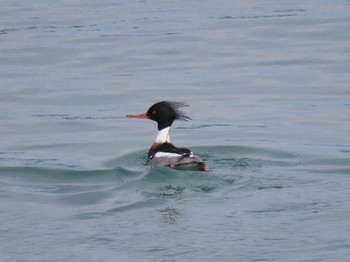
[147,101,191,130]
[127,101,191,130]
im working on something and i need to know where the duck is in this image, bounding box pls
[127,101,207,171]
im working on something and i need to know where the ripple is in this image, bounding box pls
[215,14,299,20]
[100,32,178,37]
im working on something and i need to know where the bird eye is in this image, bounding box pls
[152,110,157,115]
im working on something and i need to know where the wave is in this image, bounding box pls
[1,145,348,215]
[0,145,307,186]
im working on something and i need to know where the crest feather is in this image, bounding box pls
[163,101,192,121]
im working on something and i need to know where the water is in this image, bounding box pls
[1,0,350,261]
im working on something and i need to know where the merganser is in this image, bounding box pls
[127,101,207,171]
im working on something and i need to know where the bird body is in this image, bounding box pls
[127,101,207,171]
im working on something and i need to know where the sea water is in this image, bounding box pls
[1,1,350,261]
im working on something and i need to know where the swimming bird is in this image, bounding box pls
[127,101,207,171]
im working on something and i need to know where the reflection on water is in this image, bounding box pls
[159,206,180,225]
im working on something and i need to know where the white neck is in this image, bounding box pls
[154,127,171,143]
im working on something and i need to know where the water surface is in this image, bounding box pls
[1,0,350,261]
